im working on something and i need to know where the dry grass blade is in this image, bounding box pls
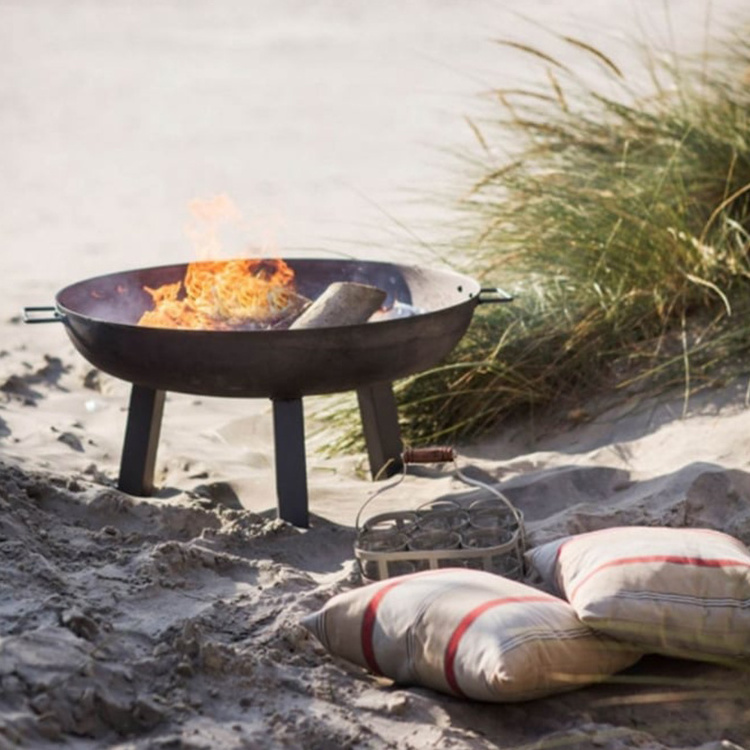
[562,35,624,77]
[546,68,568,112]
[494,39,571,72]
[699,179,750,247]
[487,88,560,103]
[463,115,490,155]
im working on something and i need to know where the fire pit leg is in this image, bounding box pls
[272,398,309,528]
[357,381,403,479]
[118,384,166,496]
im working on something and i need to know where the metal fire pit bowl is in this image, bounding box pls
[25,258,511,527]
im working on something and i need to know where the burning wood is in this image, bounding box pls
[289,282,387,329]
[138,258,310,330]
[137,259,386,331]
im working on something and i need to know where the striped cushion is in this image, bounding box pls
[526,527,750,659]
[302,569,641,702]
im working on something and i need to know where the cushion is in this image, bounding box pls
[301,568,641,702]
[526,526,750,659]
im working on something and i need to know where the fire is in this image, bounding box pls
[138,258,307,330]
[138,196,303,330]
[184,194,244,260]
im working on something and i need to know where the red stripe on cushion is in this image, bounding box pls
[569,555,750,602]
[361,579,406,675]
[443,595,555,697]
[360,568,494,675]
[360,570,460,675]
[556,528,737,563]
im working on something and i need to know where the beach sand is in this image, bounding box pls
[2,1,750,747]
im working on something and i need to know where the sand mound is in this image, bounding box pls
[2,427,750,749]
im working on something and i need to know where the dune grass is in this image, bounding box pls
[384,21,750,446]
[318,17,750,452]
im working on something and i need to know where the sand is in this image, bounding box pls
[2,1,750,748]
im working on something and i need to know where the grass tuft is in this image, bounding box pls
[387,20,750,446]
[318,16,750,453]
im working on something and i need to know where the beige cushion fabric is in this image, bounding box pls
[526,526,750,659]
[302,568,641,702]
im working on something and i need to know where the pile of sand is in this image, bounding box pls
[1,332,749,747]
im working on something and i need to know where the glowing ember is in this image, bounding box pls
[138,258,309,330]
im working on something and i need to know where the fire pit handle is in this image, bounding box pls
[23,306,64,324]
[477,287,514,304]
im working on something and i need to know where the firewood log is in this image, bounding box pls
[289,282,386,329]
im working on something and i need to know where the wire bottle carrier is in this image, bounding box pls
[354,447,526,582]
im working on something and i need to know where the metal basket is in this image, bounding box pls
[355,492,525,583]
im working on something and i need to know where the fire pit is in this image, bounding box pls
[25,258,510,527]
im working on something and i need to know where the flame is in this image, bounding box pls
[137,196,301,330]
[185,194,244,260]
[138,258,305,330]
